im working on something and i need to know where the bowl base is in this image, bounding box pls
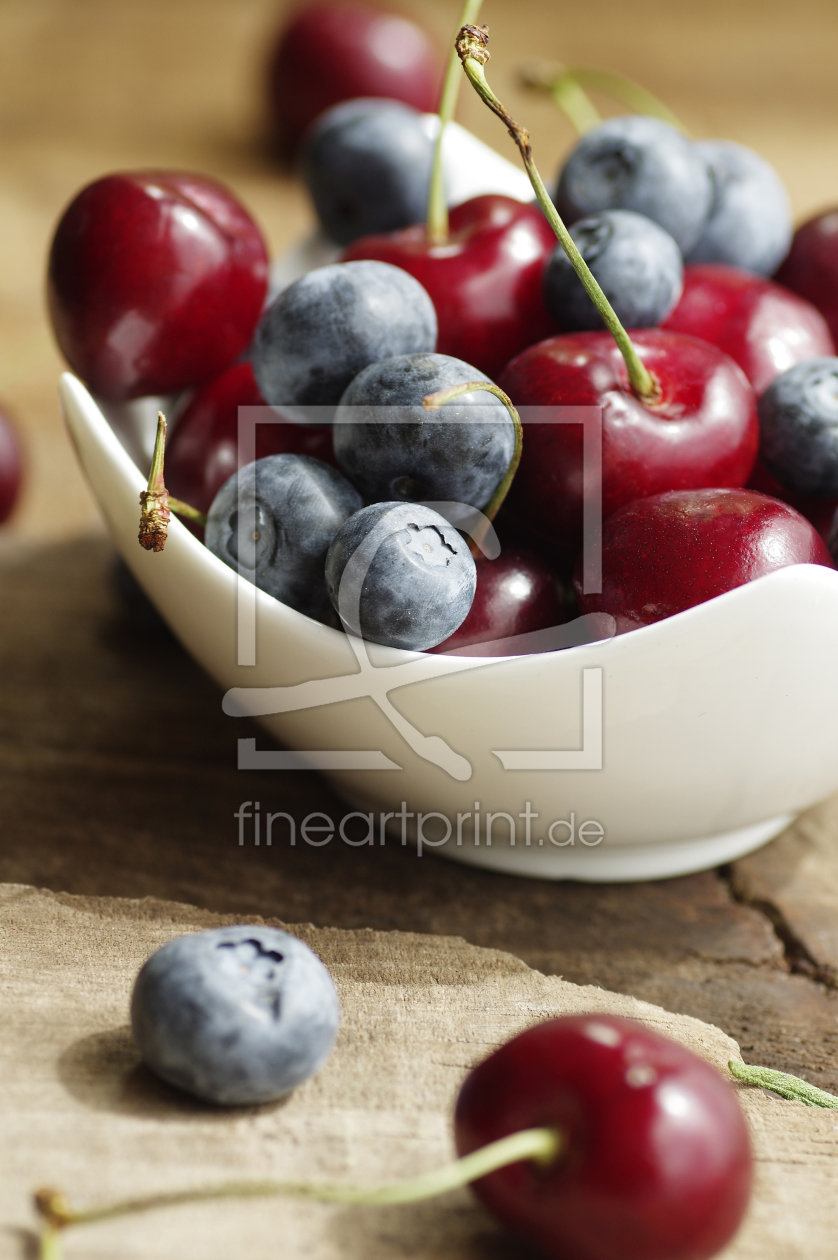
[430,814,794,882]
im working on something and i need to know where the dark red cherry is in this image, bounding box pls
[576,487,833,632]
[499,330,758,548]
[429,549,567,653]
[47,171,269,401]
[343,195,559,378]
[268,2,441,152]
[0,402,23,523]
[662,263,834,396]
[746,456,838,543]
[775,209,838,346]
[166,361,336,518]
[455,1014,753,1260]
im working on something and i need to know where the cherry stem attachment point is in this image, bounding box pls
[138,412,207,552]
[423,380,523,556]
[456,25,658,404]
[426,0,483,243]
[34,1127,562,1259]
[729,1059,838,1108]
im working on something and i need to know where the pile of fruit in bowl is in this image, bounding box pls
[50,1,838,878]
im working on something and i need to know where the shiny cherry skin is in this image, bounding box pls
[775,209,838,346]
[455,1014,753,1260]
[499,330,758,548]
[746,456,838,543]
[166,361,336,518]
[0,403,23,523]
[343,195,559,379]
[47,171,269,401]
[662,263,834,396]
[268,2,441,152]
[576,488,833,632]
[429,549,567,653]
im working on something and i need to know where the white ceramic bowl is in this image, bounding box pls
[57,127,838,883]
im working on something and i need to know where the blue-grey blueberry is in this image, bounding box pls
[758,358,838,496]
[302,98,434,246]
[543,209,683,331]
[555,115,713,254]
[687,140,792,276]
[334,353,515,510]
[131,925,341,1106]
[252,261,437,422]
[205,453,362,620]
[325,501,477,650]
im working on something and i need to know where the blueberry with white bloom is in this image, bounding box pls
[334,353,515,511]
[325,501,477,651]
[758,358,838,496]
[555,115,713,254]
[543,209,683,331]
[687,140,792,276]
[252,261,437,422]
[205,453,362,620]
[131,925,341,1105]
[303,98,434,246]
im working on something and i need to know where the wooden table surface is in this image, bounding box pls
[2,0,838,1145]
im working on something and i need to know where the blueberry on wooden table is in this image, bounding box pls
[542,209,683,332]
[555,115,713,254]
[131,926,341,1105]
[251,260,437,422]
[205,453,362,620]
[303,98,434,245]
[334,353,515,510]
[325,501,477,650]
[686,140,792,276]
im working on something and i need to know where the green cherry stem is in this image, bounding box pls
[568,67,687,133]
[138,412,207,552]
[519,60,685,134]
[518,59,600,134]
[456,25,657,404]
[423,380,523,555]
[35,1127,562,1258]
[426,0,484,243]
[729,1060,838,1108]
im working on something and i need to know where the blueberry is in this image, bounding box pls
[131,925,340,1106]
[686,140,792,276]
[758,358,838,495]
[555,115,713,254]
[302,98,434,246]
[542,209,683,331]
[325,501,477,650]
[334,353,515,511]
[205,453,362,620]
[252,261,437,423]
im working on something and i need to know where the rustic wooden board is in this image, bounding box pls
[1,882,837,1260]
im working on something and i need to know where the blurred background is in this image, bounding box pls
[1,0,837,542]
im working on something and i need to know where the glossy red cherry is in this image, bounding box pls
[499,330,758,548]
[662,263,834,396]
[0,403,23,523]
[576,488,833,632]
[166,361,336,518]
[455,1014,753,1260]
[268,2,441,152]
[343,195,559,378]
[775,209,838,346]
[47,171,269,401]
[429,549,567,653]
[746,456,838,543]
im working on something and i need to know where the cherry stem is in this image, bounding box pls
[520,60,686,134]
[729,1059,838,1108]
[518,60,600,134]
[423,380,523,556]
[426,0,484,243]
[138,412,207,552]
[34,1127,562,1257]
[456,25,658,404]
